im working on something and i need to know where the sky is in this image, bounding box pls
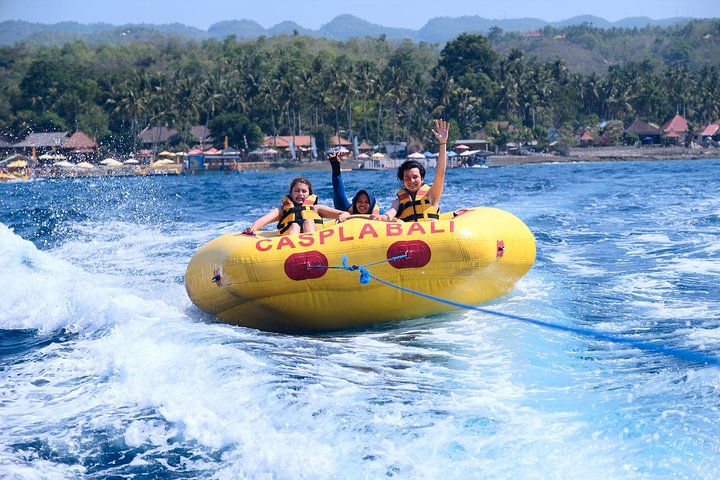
[0,0,717,31]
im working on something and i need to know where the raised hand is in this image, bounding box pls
[432,118,449,145]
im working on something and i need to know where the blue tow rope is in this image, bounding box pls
[318,255,720,366]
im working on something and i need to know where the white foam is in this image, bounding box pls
[0,283,646,479]
[3,163,720,478]
[3,222,191,334]
[667,257,720,275]
[633,233,672,244]
[546,249,607,276]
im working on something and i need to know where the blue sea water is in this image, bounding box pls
[1,159,719,479]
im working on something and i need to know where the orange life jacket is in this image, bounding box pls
[395,184,440,222]
[277,194,323,235]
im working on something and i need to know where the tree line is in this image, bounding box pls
[0,20,719,155]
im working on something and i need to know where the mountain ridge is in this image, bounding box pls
[0,13,699,46]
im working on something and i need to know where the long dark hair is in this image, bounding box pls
[396,160,425,181]
[289,176,313,195]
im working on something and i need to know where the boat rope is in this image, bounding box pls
[317,255,720,366]
[309,253,410,285]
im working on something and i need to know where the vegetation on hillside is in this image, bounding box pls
[494,21,720,74]
[0,20,719,155]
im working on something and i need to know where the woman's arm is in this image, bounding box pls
[378,197,400,221]
[243,207,281,234]
[315,204,351,222]
[328,150,352,210]
[332,174,352,211]
[428,119,449,207]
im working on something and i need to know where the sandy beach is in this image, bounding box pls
[484,145,718,167]
[3,145,716,182]
[260,145,718,172]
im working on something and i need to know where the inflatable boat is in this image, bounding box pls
[185,207,536,333]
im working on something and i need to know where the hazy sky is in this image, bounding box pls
[1,0,717,30]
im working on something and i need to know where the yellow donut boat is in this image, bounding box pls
[185,207,536,333]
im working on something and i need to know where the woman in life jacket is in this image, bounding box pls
[326,146,383,218]
[243,176,350,235]
[380,118,449,222]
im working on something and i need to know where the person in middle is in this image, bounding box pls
[326,146,382,217]
[379,118,449,222]
[243,176,350,236]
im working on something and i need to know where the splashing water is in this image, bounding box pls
[1,160,720,479]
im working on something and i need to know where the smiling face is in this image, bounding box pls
[290,182,311,204]
[354,192,371,214]
[401,167,423,193]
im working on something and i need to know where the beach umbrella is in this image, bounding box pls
[159,150,174,156]
[76,161,95,169]
[455,144,469,150]
[53,160,75,168]
[100,158,123,166]
[357,153,370,159]
[423,151,435,157]
[264,148,278,154]
[371,152,385,159]
[7,159,27,168]
[39,153,55,160]
[123,159,140,164]
[408,152,425,159]
[152,159,175,166]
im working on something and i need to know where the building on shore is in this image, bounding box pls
[626,119,663,145]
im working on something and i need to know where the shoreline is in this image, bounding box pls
[260,145,718,171]
[484,145,718,167]
[2,146,717,181]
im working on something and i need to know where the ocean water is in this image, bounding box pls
[1,159,719,479]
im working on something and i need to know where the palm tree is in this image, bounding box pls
[665,64,691,119]
[402,72,430,143]
[599,66,635,121]
[323,56,355,140]
[274,61,303,137]
[495,50,524,121]
[172,74,202,146]
[694,66,720,123]
[355,60,379,144]
[305,56,328,131]
[102,71,148,153]
[429,66,452,119]
[373,71,391,145]
[581,72,601,117]
[383,65,409,144]
[198,69,227,147]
